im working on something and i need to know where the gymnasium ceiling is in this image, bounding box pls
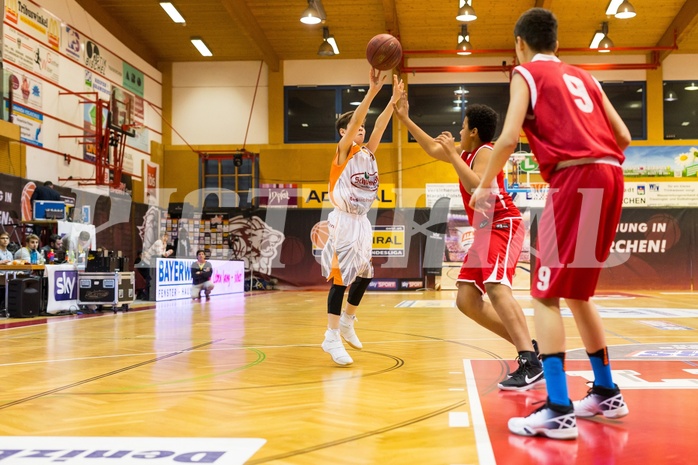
[75,0,698,71]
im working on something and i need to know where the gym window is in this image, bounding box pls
[200,155,259,209]
[285,85,393,143]
[601,81,646,140]
[663,80,698,140]
[404,83,510,142]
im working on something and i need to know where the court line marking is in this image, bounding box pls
[448,412,470,427]
[463,359,496,465]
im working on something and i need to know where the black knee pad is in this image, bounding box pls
[327,284,347,316]
[347,277,372,306]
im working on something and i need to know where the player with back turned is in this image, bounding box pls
[471,8,631,440]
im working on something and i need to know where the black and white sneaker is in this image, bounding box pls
[574,384,629,419]
[509,400,578,440]
[499,357,544,391]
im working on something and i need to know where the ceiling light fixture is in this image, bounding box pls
[456,0,477,22]
[190,37,212,57]
[606,0,636,19]
[664,90,678,101]
[614,0,636,19]
[318,27,337,56]
[456,25,473,56]
[685,82,698,91]
[590,22,613,52]
[327,32,340,55]
[300,0,326,25]
[160,2,185,23]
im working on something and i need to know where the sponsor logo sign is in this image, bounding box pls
[0,436,266,464]
[372,225,405,257]
[155,258,245,301]
[54,269,78,301]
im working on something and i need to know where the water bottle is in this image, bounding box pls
[48,248,55,264]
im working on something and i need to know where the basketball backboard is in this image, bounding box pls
[108,87,136,137]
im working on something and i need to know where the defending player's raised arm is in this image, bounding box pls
[470,73,529,212]
[434,132,480,191]
[338,68,386,161]
[366,75,403,153]
[392,91,450,162]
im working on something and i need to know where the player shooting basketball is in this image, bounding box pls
[319,68,403,366]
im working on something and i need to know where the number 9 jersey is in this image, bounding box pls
[513,54,625,183]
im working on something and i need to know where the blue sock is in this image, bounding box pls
[588,347,614,389]
[541,353,570,407]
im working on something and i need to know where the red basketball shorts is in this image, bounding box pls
[531,163,624,301]
[457,217,524,294]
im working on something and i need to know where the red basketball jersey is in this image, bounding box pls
[513,54,625,182]
[459,143,521,229]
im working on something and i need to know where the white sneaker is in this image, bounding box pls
[508,401,578,440]
[339,313,363,350]
[322,329,353,366]
[573,384,629,419]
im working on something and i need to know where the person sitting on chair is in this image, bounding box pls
[14,234,41,264]
[0,232,13,264]
[191,249,214,301]
[0,232,14,306]
[41,234,64,264]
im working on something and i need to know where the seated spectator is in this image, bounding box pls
[0,232,13,264]
[41,234,64,263]
[0,231,11,309]
[191,249,214,300]
[14,234,41,264]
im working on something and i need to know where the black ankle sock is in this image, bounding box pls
[547,398,573,413]
[592,384,619,396]
[519,350,541,366]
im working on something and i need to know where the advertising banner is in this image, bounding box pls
[123,61,144,96]
[145,161,158,204]
[8,68,42,109]
[598,209,696,290]
[3,27,59,82]
[300,183,396,208]
[45,264,79,314]
[12,104,43,146]
[154,258,245,301]
[4,0,61,50]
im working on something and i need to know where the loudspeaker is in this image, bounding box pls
[7,277,42,318]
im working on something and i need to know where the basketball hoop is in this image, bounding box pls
[121,122,142,138]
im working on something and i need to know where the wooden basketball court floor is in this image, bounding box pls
[2,288,698,464]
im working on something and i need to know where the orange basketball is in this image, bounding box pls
[310,221,330,249]
[366,34,402,71]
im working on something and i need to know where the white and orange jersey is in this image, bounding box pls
[328,143,379,215]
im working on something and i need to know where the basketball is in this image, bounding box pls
[366,34,402,71]
[310,221,330,250]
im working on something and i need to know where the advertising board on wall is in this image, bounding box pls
[154,258,245,301]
